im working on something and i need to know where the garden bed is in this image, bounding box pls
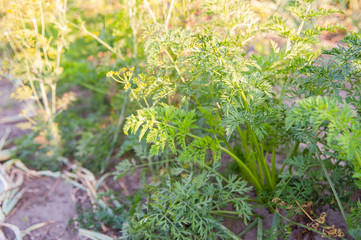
[1,0,361,239]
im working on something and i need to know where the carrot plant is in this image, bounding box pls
[1,0,358,239]
[109,0,342,194]
[284,32,361,232]
[124,166,253,239]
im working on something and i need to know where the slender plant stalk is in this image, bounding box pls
[165,0,175,31]
[102,94,129,173]
[67,21,125,62]
[271,147,276,182]
[128,0,140,72]
[275,211,335,240]
[296,3,311,36]
[269,213,279,240]
[161,122,264,191]
[210,210,242,215]
[144,0,158,25]
[316,153,347,224]
[238,219,258,237]
[279,141,299,175]
[198,161,229,183]
[220,146,263,192]
[257,218,263,240]
[216,223,242,240]
[237,127,250,156]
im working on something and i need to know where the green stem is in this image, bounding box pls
[210,210,241,215]
[164,124,263,191]
[212,214,244,220]
[102,94,128,173]
[237,127,261,182]
[287,141,300,159]
[114,159,175,180]
[317,153,347,224]
[237,127,250,156]
[137,159,175,169]
[255,152,265,185]
[262,157,274,189]
[198,161,229,183]
[296,4,311,36]
[219,134,233,152]
[216,223,243,240]
[257,218,263,240]
[276,211,336,240]
[250,131,274,189]
[279,141,299,175]
[269,213,279,240]
[240,91,249,110]
[68,21,126,62]
[220,146,263,192]
[271,147,276,183]
[78,82,122,99]
[238,219,258,237]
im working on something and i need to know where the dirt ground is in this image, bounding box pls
[0,78,29,142]
[0,78,84,240]
[4,177,78,240]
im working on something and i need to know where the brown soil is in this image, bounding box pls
[0,78,29,141]
[4,177,79,240]
[0,78,86,240]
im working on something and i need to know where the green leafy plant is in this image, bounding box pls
[106,1,360,238]
[286,96,361,180]
[124,165,252,239]
[347,200,361,239]
[110,0,342,195]
[73,190,131,232]
[12,131,62,171]
[2,0,359,239]
[282,32,361,232]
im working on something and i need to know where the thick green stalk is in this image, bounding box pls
[237,127,259,181]
[219,134,233,152]
[162,124,264,192]
[237,127,250,156]
[237,125,276,190]
[249,131,274,189]
[255,153,265,184]
[239,91,249,110]
[220,146,264,192]
[271,147,276,183]
[260,154,275,189]
[235,84,274,187]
